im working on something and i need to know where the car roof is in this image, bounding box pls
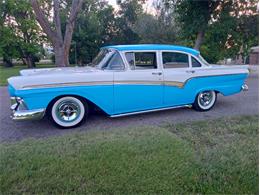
[102,44,200,56]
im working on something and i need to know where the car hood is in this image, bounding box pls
[8,66,113,90]
[20,66,98,76]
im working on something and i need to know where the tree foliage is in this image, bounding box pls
[0,0,42,67]
[0,0,258,66]
[174,0,258,63]
[69,0,118,65]
[132,0,178,44]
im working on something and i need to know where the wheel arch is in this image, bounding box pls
[46,94,108,116]
[194,87,220,97]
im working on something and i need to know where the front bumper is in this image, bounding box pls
[10,97,45,121]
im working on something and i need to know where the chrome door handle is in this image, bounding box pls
[186,70,195,73]
[152,72,162,75]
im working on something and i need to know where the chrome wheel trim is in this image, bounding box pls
[52,97,85,127]
[197,91,216,110]
[56,101,81,122]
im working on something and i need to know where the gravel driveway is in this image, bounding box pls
[0,73,258,142]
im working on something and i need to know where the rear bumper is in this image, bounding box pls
[10,97,45,121]
[241,84,248,91]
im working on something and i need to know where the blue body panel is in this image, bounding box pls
[13,85,114,114]
[9,73,248,115]
[163,73,247,107]
[103,44,200,56]
[114,85,163,114]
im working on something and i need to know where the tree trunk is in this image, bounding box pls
[31,0,83,67]
[25,54,36,68]
[21,58,27,65]
[194,30,205,50]
[53,45,67,67]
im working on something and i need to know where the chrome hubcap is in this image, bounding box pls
[56,101,81,122]
[199,91,213,107]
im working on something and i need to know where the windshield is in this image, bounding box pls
[89,49,114,68]
[198,55,209,66]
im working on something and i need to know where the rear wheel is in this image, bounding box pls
[50,96,88,128]
[193,90,217,111]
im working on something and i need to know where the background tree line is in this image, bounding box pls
[0,0,258,68]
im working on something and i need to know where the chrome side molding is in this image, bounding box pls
[110,105,191,118]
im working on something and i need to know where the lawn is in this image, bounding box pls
[0,115,258,194]
[0,64,55,86]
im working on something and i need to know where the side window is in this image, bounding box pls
[191,57,202,67]
[162,52,189,68]
[125,52,157,70]
[105,52,125,70]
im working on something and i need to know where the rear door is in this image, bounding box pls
[161,51,195,106]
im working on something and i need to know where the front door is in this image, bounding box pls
[114,51,163,114]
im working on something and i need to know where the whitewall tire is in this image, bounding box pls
[193,90,217,111]
[51,96,87,128]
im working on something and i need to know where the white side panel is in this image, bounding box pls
[163,66,249,83]
[8,70,114,90]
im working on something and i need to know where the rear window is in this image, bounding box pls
[162,52,189,68]
[191,57,202,67]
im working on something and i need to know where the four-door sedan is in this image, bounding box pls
[8,44,249,128]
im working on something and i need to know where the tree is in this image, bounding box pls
[69,0,145,65]
[232,1,259,63]
[11,0,42,68]
[114,0,144,44]
[0,0,16,67]
[206,1,258,63]
[132,0,178,44]
[0,0,42,68]
[174,0,258,63]
[68,0,118,65]
[132,13,178,44]
[175,0,223,50]
[31,0,83,67]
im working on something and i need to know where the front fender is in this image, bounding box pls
[14,85,114,115]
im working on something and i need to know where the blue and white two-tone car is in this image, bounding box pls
[8,44,249,128]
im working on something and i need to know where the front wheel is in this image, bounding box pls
[193,90,217,111]
[50,96,88,128]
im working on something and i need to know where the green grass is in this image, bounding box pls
[0,115,258,194]
[0,64,55,86]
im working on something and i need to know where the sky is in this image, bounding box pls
[107,0,118,9]
[107,0,156,14]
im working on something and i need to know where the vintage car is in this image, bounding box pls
[8,44,249,128]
